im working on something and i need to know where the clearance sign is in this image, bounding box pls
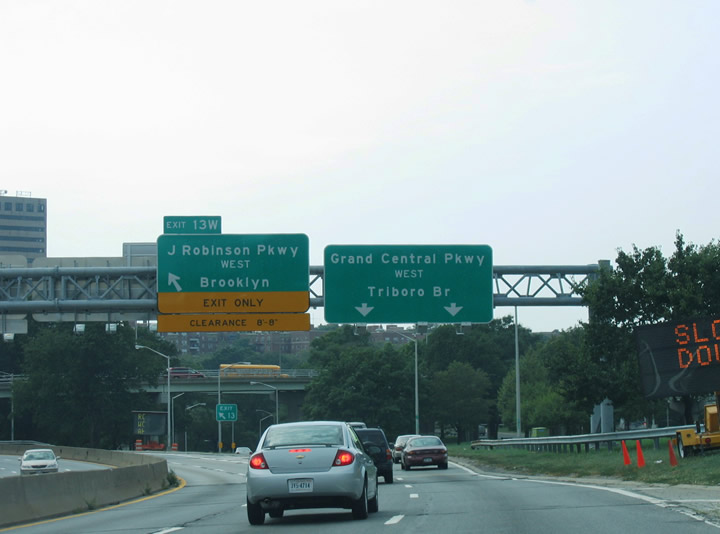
[635,316,720,398]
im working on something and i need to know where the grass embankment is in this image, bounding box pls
[448,439,719,486]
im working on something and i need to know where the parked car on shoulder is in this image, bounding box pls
[245,421,378,525]
[19,448,59,475]
[168,367,206,379]
[401,435,448,470]
[392,434,418,464]
[354,427,394,484]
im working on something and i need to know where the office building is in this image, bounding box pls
[0,192,47,263]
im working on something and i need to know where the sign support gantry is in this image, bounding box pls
[0,262,605,329]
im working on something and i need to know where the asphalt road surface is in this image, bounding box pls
[2,452,720,533]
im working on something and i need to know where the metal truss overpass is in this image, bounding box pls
[0,262,607,331]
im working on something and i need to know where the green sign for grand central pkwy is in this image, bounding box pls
[323,244,493,324]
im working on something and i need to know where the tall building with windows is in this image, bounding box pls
[0,192,47,263]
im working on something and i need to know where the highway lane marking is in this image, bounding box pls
[404,484,412,488]
[450,461,506,479]
[385,515,405,525]
[410,493,419,499]
[153,529,183,533]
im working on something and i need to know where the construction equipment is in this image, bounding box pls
[675,393,720,458]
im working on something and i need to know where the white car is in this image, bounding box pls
[19,448,59,475]
[245,421,378,525]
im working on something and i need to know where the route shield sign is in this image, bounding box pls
[324,244,493,324]
[157,234,310,314]
[216,403,238,422]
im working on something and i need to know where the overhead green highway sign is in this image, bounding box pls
[157,233,310,314]
[324,244,493,324]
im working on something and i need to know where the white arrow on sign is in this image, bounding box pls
[168,273,182,292]
[444,303,463,317]
[355,303,374,317]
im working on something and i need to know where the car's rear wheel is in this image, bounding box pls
[368,483,379,513]
[384,469,394,483]
[352,479,369,520]
[439,462,448,470]
[246,497,265,525]
[268,509,284,518]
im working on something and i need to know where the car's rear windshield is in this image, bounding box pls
[264,425,344,448]
[355,430,386,444]
[409,437,442,447]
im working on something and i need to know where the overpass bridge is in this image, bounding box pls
[0,370,317,400]
[0,262,607,333]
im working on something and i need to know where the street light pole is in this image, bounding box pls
[184,402,206,452]
[217,366,222,453]
[251,381,278,424]
[395,331,419,435]
[171,392,185,450]
[256,409,273,444]
[514,307,522,438]
[135,344,172,451]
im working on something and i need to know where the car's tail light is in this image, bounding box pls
[386,448,392,460]
[249,453,268,469]
[289,449,312,453]
[333,450,355,466]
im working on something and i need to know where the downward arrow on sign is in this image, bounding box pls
[444,303,463,316]
[355,303,374,317]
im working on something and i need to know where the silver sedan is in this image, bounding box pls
[245,421,379,525]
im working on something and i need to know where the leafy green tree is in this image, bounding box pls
[14,323,169,448]
[498,330,588,435]
[302,326,414,439]
[579,233,720,423]
[429,361,490,443]
[424,319,538,438]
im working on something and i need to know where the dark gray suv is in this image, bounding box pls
[354,427,394,484]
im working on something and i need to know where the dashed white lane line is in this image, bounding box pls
[410,493,419,499]
[385,515,405,525]
[404,484,412,488]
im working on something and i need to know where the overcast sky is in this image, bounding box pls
[1,1,718,332]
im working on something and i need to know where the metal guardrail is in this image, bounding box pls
[470,426,692,453]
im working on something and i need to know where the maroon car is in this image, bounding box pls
[168,367,206,379]
[401,435,448,470]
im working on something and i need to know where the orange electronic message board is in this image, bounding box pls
[635,316,720,398]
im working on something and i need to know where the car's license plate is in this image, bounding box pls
[288,478,313,493]
[423,457,433,463]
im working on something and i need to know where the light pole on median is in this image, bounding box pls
[256,410,273,443]
[251,381,278,424]
[135,344,172,451]
[184,402,206,452]
[218,362,250,453]
[171,392,185,449]
[395,331,420,435]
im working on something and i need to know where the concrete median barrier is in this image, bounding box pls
[0,444,169,528]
